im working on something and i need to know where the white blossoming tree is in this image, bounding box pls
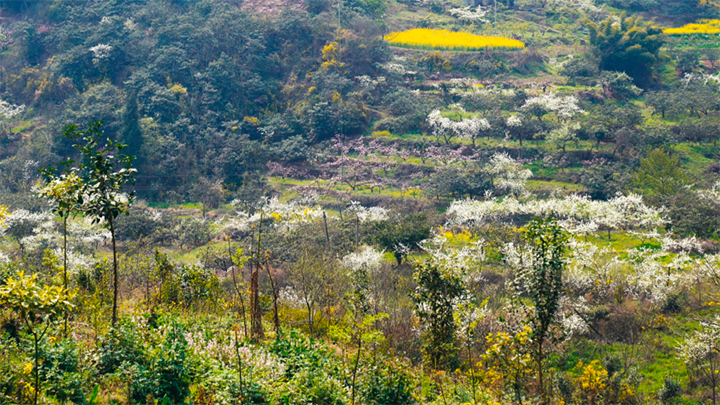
[427,109,455,144]
[523,93,585,121]
[482,153,533,197]
[681,318,720,405]
[0,98,25,129]
[447,192,666,239]
[426,110,492,146]
[448,5,488,23]
[546,123,580,152]
[227,196,325,340]
[342,245,384,314]
[454,115,492,146]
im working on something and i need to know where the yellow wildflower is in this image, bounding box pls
[385,28,525,51]
[664,19,720,35]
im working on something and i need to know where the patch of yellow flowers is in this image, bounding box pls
[664,19,720,35]
[385,28,525,51]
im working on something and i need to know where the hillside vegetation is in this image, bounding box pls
[3,0,720,404]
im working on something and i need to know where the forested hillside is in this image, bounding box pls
[4,0,720,404]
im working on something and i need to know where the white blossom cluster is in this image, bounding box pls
[506,114,523,127]
[69,217,112,248]
[346,201,388,223]
[355,75,386,88]
[227,196,323,232]
[0,98,25,118]
[559,297,590,339]
[381,61,415,75]
[629,247,694,302]
[447,193,667,236]
[564,238,624,296]
[483,153,533,197]
[502,241,534,276]
[420,233,486,282]
[448,5,488,22]
[89,43,113,61]
[546,0,602,14]
[3,209,53,235]
[184,328,286,380]
[426,109,491,143]
[562,312,589,338]
[694,181,720,205]
[278,286,304,309]
[681,72,720,87]
[341,245,384,273]
[522,93,585,119]
[680,317,720,366]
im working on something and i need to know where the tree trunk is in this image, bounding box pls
[110,215,119,327]
[34,331,39,405]
[250,262,264,341]
[63,215,68,337]
[251,216,264,342]
[351,337,362,405]
[229,245,248,338]
[265,254,281,339]
[537,341,545,404]
[234,327,244,399]
[323,211,331,248]
[306,299,314,335]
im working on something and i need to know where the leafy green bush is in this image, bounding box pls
[358,359,415,405]
[159,264,220,308]
[39,339,88,403]
[269,330,337,379]
[95,322,143,375]
[127,322,191,404]
[272,369,348,405]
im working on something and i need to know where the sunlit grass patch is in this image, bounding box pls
[385,28,525,51]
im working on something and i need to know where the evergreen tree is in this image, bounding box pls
[585,13,665,88]
[121,93,143,161]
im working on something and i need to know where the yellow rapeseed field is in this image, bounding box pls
[664,19,720,35]
[384,28,525,51]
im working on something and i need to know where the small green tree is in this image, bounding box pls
[63,121,136,326]
[517,218,568,403]
[0,271,74,405]
[412,260,465,370]
[375,213,431,265]
[190,176,225,218]
[633,149,689,199]
[37,171,82,336]
[329,311,389,405]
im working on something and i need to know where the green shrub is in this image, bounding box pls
[359,359,415,405]
[272,369,348,405]
[269,330,337,379]
[96,322,143,375]
[39,339,88,403]
[128,323,191,404]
